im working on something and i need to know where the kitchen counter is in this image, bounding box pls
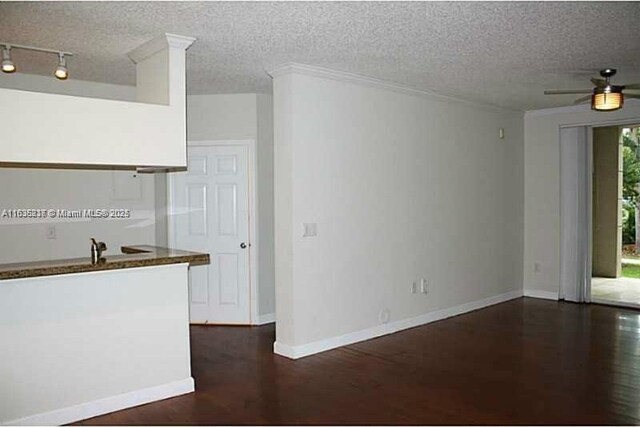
[0,245,209,281]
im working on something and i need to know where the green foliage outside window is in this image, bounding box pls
[622,128,640,246]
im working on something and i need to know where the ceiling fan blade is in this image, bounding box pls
[573,95,592,104]
[625,93,640,99]
[544,89,592,95]
[591,78,607,87]
[624,83,640,89]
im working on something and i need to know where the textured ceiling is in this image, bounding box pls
[1,1,640,110]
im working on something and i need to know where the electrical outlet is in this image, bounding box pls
[411,281,418,294]
[420,278,428,294]
[379,309,390,324]
[46,226,56,240]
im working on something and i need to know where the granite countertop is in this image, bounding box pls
[0,245,209,281]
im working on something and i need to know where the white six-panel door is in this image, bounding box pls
[170,143,251,324]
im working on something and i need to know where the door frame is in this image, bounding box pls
[167,139,259,324]
[560,117,640,304]
[588,123,640,308]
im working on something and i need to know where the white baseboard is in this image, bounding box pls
[255,312,276,325]
[5,377,195,426]
[523,289,559,300]
[274,289,524,359]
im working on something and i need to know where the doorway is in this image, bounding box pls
[168,140,256,324]
[591,126,640,307]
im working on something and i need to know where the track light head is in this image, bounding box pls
[0,42,73,80]
[54,52,68,80]
[1,46,15,73]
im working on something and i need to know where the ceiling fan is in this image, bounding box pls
[544,68,640,111]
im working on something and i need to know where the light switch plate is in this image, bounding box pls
[302,223,317,237]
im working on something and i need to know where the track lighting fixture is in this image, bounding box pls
[1,46,15,73]
[0,42,73,80]
[54,53,68,80]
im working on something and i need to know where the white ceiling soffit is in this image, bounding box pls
[1,1,639,111]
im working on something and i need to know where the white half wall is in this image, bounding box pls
[523,101,640,295]
[0,264,193,425]
[272,64,524,356]
[0,34,194,168]
[0,73,136,100]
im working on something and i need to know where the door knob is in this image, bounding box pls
[240,242,247,249]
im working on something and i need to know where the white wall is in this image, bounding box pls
[186,93,276,318]
[524,101,640,295]
[0,167,157,263]
[187,93,258,140]
[272,65,524,354]
[154,173,169,247]
[257,94,276,317]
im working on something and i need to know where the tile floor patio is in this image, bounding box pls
[592,275,640,306]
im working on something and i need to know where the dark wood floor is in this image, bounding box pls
[80,298,640,425]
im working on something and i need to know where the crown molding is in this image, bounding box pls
[128,33,196,64]
[525,98,640,119]
[524,103,591,118]
[267,62,520,114]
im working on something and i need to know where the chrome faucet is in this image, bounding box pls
[90,238,107,264]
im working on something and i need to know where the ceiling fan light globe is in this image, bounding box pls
[592,91,623,111]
